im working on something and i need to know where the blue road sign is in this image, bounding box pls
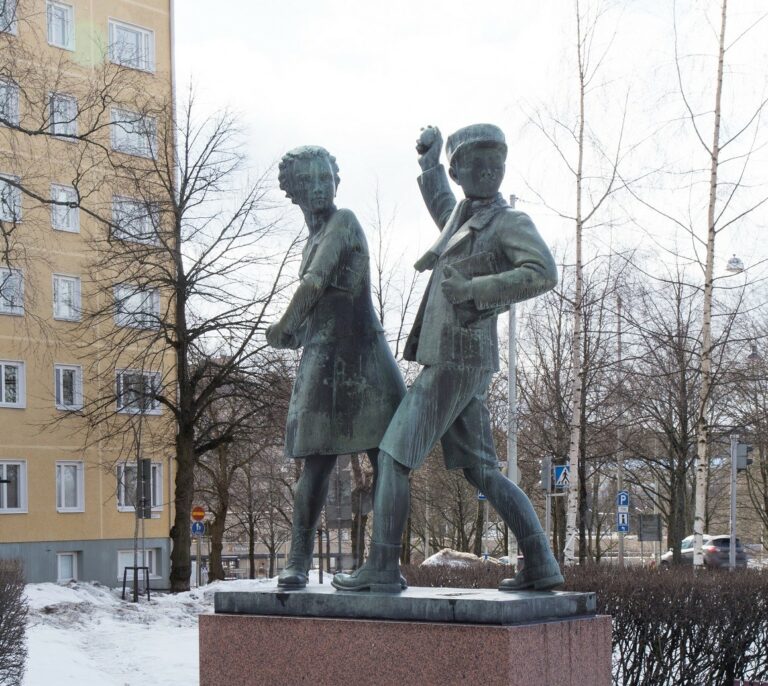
[191,521,205,536]
[616,490,630,508]
[617,512,629,533]
[553,465,570,489]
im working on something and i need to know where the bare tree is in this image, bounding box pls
[619,0,768,567]
[524,0,631,563]
[195,357,291,580]
[60,89,299,591]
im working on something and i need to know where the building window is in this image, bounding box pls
[0,175,21,222]
[55,461,84,512]
[54,364,83,410]
[108,19,154,72]
[0,361,24,407]
[111,108,156,157]
[114,284,159,329]
[49,93,77,137]
[0,79,19,126]
[111,196,158,244]
[1,0,17,35]
[117,548,160,579]
[0,268,23,315]
[51,184,79,232]
[116,461,162,511]
[116,369,161,414]
[57,552,78,582]
[47,1,74,50]
[0,460,26,513]
[53,274,81,321]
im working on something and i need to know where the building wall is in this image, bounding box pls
[0,0,175,585]
[0,537,171,587]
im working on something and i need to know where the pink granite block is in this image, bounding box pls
[199,614,612,686]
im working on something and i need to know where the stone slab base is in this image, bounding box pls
[214,584,596,626]
[199,613,612,686]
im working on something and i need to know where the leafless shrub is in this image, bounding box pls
[408,563,768,685]
[0,561,27,686]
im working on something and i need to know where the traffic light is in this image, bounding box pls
[736,443,754,472]
[540,456,553,491]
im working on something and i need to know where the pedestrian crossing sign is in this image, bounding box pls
[554,465,570,489]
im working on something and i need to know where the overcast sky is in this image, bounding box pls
[173,1,768,280]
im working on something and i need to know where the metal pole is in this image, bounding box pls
[196,534,201,588]
[317,528,323,584]
[617,295,625,568]
[424,480,430,562]
[484,498,490,558]
[730,433,738,571]
[507,195,519,561]
[545,493,552,548]
[336,466,342,572]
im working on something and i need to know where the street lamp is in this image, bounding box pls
[747,344,761,364]
[726,254,745,273]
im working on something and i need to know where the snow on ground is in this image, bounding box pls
[22,577,276,686]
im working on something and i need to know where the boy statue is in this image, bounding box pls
[333,124,563,593]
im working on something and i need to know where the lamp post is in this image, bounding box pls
[507,194,519,562]
[729,432,738,571]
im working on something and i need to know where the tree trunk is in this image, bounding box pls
[693,0,727,569]
[578,398,588,564]
[207,509,227,581]
[248,516,256,579]
[473,500,484,557]
[565,0,587,565]
[169,429,195,592]
[402,514,412,564]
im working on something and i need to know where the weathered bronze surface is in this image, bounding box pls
[267,146,405,588]
[333,124,563,593]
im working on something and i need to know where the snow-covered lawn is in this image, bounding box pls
[23,578,270,686]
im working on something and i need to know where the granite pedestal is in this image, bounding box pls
[200,584,611,686]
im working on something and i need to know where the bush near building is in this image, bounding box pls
[406,563,768,686]
[0,561,27,686]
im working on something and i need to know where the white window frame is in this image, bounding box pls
[0,174,21,222]
[108,19,155,72]
[47,1,74,50]
[116,369,161,414]
[52,273,81,321]
[0,267,23,316]
[50,184,79,232]
[57,552,78,582]
[110,108,156,158]
[54,363,83,410]
[114,283,159,329]
[116,461,163,512]
[55,460,84,513]
[0,360,24,408]
[0,78,19,126]
[111,195,158,244]
[1,0,17,35]
[0,460,27,513]
[117,548,160,580]
[49,92,77,138]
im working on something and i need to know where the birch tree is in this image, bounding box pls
[526,0,630,563]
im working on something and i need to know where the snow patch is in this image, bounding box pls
[421,548,504,567]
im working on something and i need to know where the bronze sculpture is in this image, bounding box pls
[333,124,564,593]
[266,145,406,589]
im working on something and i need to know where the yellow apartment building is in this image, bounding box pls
[0,0,176,587]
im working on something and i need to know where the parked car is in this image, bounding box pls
[660,534,748,568]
